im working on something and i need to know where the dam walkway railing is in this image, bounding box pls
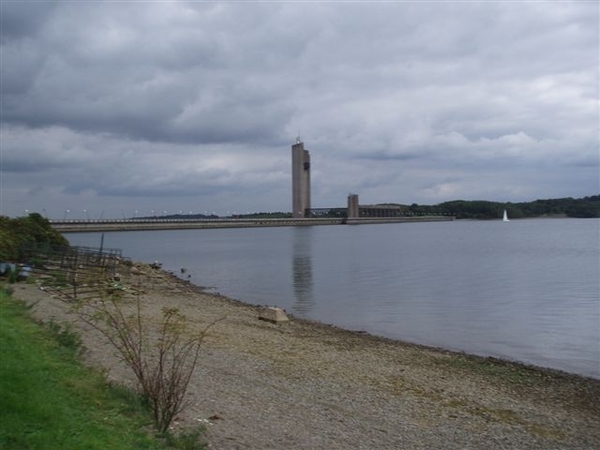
[50,216,454,233]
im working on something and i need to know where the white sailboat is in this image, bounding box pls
[502,210,510,222]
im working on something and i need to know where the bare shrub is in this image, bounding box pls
[75,292,222,433]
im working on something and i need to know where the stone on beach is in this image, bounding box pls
[258,307,289,323]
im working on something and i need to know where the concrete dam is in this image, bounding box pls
[51,216,454,233]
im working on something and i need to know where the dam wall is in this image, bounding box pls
[51,216,454,233]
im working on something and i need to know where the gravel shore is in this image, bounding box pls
[15,262,600,449]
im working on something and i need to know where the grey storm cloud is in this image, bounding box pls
[1,1,598,218]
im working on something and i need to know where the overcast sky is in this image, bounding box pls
[1,1,598,219]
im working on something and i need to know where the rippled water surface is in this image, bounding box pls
[67,219,600,378]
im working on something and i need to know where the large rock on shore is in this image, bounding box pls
[258,307,289,323]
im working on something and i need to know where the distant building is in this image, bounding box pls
[358,203,406,217]
[292,140,311,218]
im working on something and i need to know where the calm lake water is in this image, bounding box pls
[66,218,600,378]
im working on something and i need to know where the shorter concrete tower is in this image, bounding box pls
[292,139,311,218]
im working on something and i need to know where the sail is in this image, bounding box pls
[503,210,510,222]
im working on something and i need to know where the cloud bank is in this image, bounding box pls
[1,1,598,218]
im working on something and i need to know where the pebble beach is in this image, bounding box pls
[16,262,600,450]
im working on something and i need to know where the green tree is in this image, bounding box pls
[0,213,69,261]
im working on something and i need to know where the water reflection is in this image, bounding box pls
[291,227,314,317]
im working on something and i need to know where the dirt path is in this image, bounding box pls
[14,262,600,449]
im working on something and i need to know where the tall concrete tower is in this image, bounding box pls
[292,139,311,218]
[347,194,359,218]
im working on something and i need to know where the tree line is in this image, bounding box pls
[407,195,600,220]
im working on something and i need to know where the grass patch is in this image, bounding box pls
[0,288,206,450]
[432,353,537,385]
[46,319,84,354]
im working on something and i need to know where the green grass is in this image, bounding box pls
[0,288,206,450]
